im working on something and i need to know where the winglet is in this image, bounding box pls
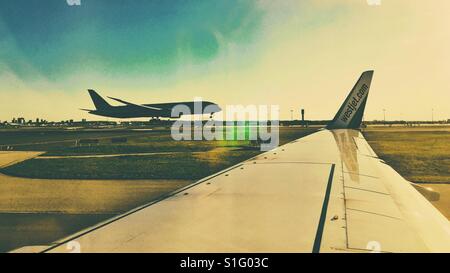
[327,70,374,129]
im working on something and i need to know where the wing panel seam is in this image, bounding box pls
[312,164,336,253]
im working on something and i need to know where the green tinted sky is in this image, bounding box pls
[1,0,449,121]
[0,0,262,81]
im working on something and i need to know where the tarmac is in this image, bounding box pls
[0,151,191,214]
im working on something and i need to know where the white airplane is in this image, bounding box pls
[17,71,450,253]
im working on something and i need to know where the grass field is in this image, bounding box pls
[0,127,317,180]
[363,126,450,183]
[1,125,448,182]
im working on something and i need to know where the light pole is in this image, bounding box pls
[383,109,386,125]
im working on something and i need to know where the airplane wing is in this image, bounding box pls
[18,71,449,253]
[107,96,163,111]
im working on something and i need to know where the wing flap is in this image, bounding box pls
[337,130,450,252]
[345,187,403,219]
[343,171,389,195]
[346,209,427,252]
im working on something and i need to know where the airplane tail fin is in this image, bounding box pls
[88,89,111,110]
[327,70,374,129]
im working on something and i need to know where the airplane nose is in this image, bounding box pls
[204,103,221,113]
[214,104,222,112]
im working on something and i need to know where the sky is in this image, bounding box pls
[0,0,449,121]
